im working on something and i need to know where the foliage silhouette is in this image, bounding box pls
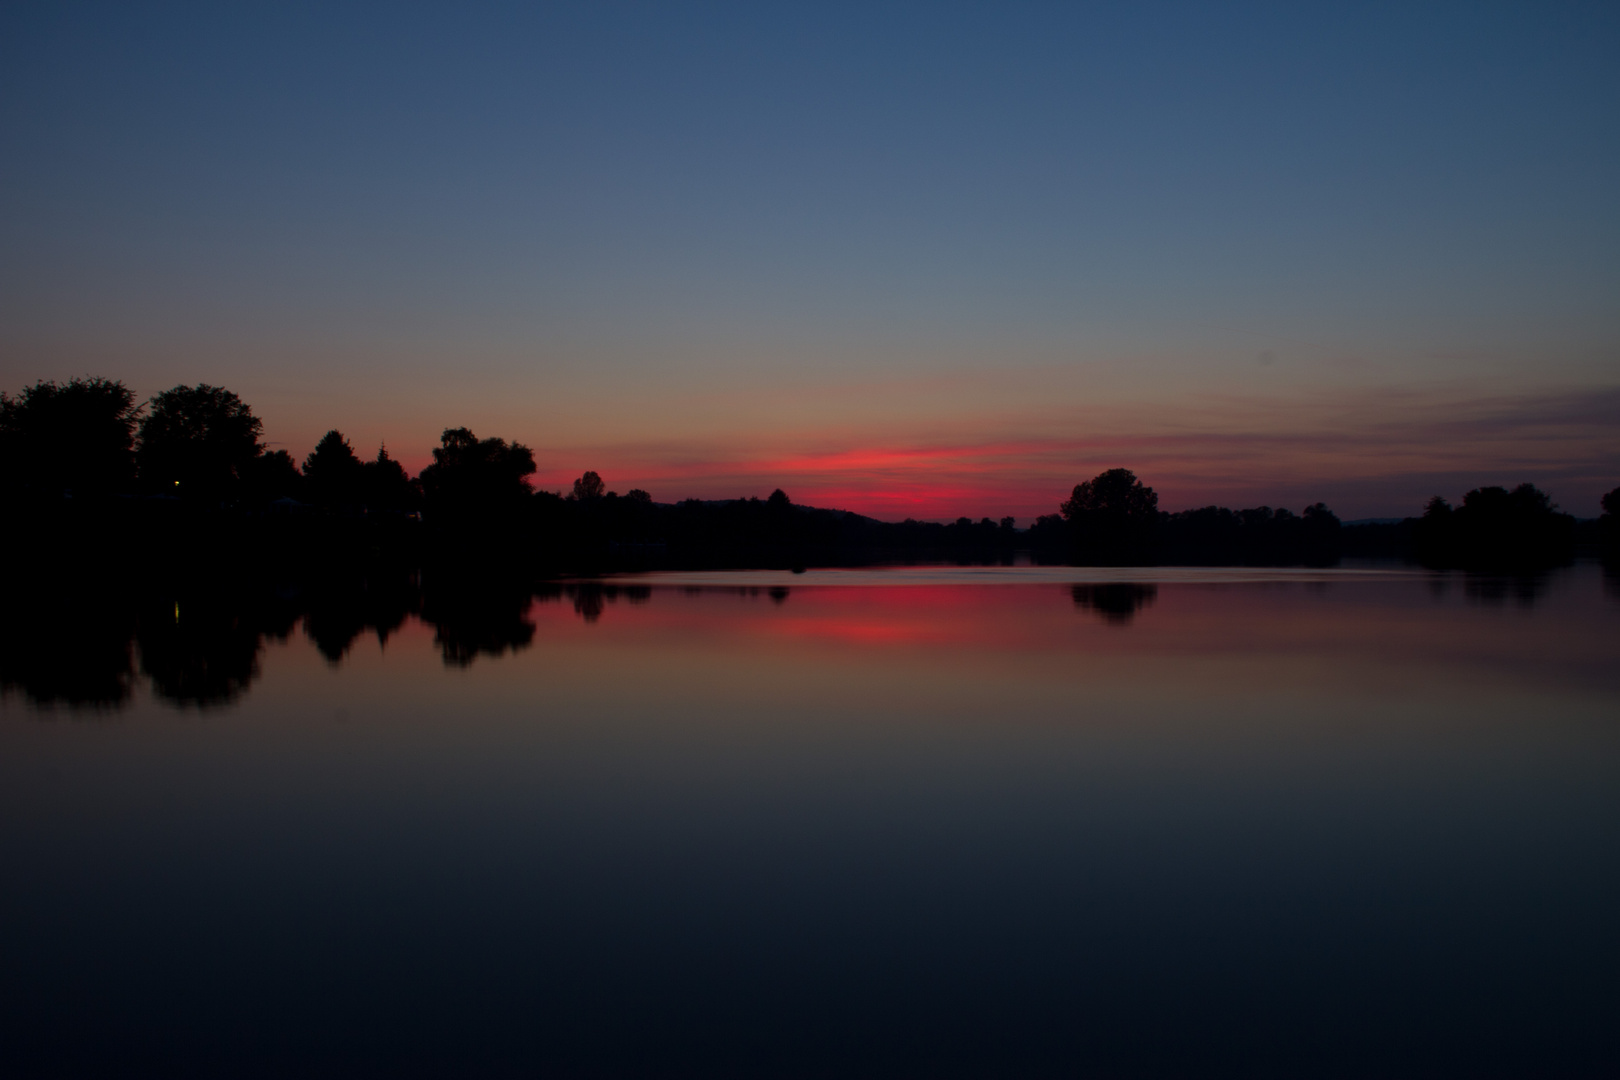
[1415,483,1575,568]
[245,449,304,502]
[363,446,418,514]
[419,428,536,519]
[1158,502,1341,565]
[300,432,420,516]
[137,384,264,502]
[1601,485,1619,556]
[303,429,364,509]
[571,471,606,500]
[0,377,140,500]
[1060,469,1160,560]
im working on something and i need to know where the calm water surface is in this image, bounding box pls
[3,565,1618,1077]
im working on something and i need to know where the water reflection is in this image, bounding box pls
[0,581,136,709]
[422,576,538,666]
[1,572,541,707]
[1071,582,1158,623]
[2,565,1619,1076]
[1461,571,1552,607]
[301,574,416,663]
[6,564,1619,713]
[136,588,298,707]
[569,582,607,623]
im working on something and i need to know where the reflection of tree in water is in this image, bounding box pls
[571,584,605,623]
[1071,583,1157,625]
[421,578,536,667]
[1463,573,1549,608]
[136,591,298,707]
[2,569,553,710]
[302,574,418,664]
[558,583,655,623]
[0,583,137,708]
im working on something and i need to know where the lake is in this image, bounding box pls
[3,564,1618,1077]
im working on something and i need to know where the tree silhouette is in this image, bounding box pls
[418,427,536,514]
[302,429,363,509]
[1063,468,1158,522]
[1061,468,1160,559]
[1602,485,1619,554]
[571,470,605,500]
[362,445,417,513]
[0,377,140,499]
[1416,482,1574,567]
[244,449,303,502]
[1302,502,1339,530]
[136,384,264,501]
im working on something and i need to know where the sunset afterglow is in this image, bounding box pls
[4,5,1616,520]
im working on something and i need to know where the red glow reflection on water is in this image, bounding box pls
[503,574,1619,701]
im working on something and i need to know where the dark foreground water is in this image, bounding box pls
[3,565,1618,1078]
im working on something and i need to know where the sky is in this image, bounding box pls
[2,1,1617,520]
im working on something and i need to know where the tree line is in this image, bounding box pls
[3,377,1615,570]
[1029,466,1617,568]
